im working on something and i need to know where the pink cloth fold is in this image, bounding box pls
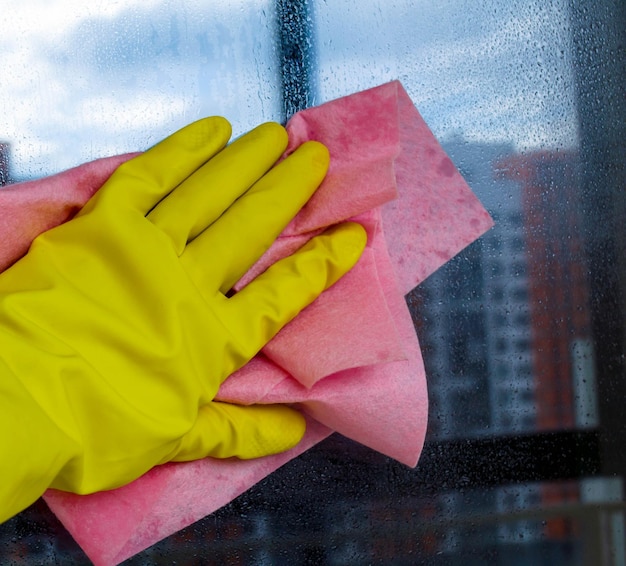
[1,81,493,565]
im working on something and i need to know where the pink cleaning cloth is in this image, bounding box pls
[1,81,493,565]
[0,153,139,272]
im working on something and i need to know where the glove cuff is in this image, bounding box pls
[0,356,79,523]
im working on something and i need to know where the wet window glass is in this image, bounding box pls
[1,0,624,564]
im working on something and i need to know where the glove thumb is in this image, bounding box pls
[169,402,306,461]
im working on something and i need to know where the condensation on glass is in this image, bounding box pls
[0,0,282,181]
[1,0,624,564]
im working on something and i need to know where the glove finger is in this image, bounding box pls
[84,117,232,216]
[224,222,367,360]
[147,122,288,255]
[169,402,306,461]
[180,141,329,293]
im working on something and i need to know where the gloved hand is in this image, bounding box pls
[0,117,366,523]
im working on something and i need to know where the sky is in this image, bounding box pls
[0,0,579,179]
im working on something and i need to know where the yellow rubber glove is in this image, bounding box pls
[0,117,366,523]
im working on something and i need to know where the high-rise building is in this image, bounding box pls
[414,140,599,548]
[494,150,594,432]
[419,138,535,441]
[411,138,541,548]
[494,150,596,541]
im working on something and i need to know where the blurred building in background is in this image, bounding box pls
[414,139,598,551]
[422,139,535,441]
[495,150,594,432]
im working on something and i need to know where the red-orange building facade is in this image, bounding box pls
[496,150,593,432]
